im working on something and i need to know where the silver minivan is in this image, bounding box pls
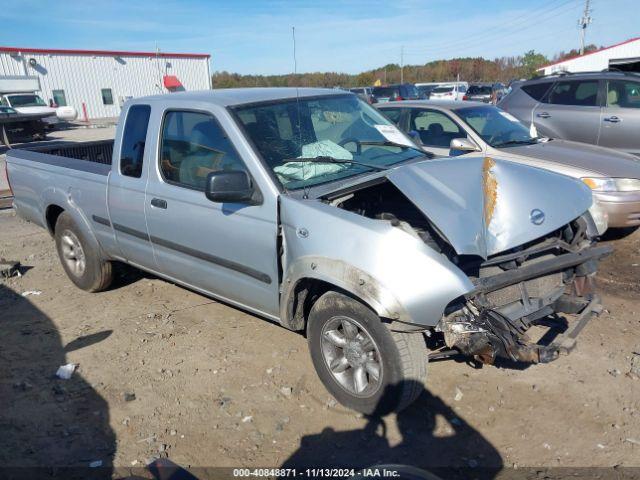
[499,71,640,156]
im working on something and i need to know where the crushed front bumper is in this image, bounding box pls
[438,244,612,364]
[535,295,602,362]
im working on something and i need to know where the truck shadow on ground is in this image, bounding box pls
[281,382,503,480]
[0,283,115,479]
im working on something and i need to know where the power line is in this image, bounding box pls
[402,0,579,56]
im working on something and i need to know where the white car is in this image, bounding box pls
[429,83,467,101]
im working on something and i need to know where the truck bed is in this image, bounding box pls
[6,140,113,232]
[26,139,114,165]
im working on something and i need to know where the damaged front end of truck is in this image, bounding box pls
[437,223,610,364]
[283,155,612,366]
[388,155,612,364]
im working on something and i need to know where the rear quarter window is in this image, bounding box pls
[120,104,151,178]
[521,82,553,101]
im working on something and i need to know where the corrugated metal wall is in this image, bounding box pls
[541,39,640,75]
[0,51,210,119]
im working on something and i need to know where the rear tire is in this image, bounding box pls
[307,291,428,415]
[54,212,113,292]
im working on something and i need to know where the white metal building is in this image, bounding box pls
[538,37,640,76]
[0,46,211,120]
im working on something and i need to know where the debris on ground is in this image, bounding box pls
[454,386,464,401]
[21,290,42,297]
[0,259,20,278]
[123,392,136,402]
[55,363,77,380]
[628,352,640,380]
[280,386,293,397]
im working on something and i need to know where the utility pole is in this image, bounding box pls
[400,46,405,83]
[578,0,592,55]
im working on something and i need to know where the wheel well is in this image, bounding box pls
[285,278,379,332]
[45,204,65,235]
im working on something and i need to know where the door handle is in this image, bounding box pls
[150,198,167,209]
[536,112,551,119]
[603,116,621,123]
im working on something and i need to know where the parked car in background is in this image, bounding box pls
[499,70,640,156]
[6,88,612,414]
[415,82,445,99]
[429,83,467,101]
[0,106,51,144]
[349,86,376,104]
[371,84,420,102]
[377,100,640,230]
[465,83,507,103]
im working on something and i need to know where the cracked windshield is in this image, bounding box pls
[235,94,424,189]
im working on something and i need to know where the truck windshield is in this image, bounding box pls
[454,105,538,148]
[234,94,424,190]
[8,94,47,107]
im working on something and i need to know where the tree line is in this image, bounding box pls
[212,46,600,89]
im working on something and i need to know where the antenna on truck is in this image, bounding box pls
[292,26,309,199]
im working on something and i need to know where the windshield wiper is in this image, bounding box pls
[492,139,538,148]
[281,156,389,171]
[359,140,423,152]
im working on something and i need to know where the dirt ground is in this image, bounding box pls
[1,129,640,479]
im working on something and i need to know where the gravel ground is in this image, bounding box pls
[0,127,639,480]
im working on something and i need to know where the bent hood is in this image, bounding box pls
[500,139,640,178]
[387,156,593,259]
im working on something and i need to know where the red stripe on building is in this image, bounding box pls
[0,46,210,59]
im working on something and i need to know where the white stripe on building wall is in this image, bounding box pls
[0,51,210,119]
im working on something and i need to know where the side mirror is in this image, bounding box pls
[449,137,480,152]
[205,170,256,204]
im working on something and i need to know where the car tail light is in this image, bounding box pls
[4,160,12,196]
[463,95,468,100]
[393,95,403,101]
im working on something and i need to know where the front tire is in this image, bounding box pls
[307,291,428,415]
[54,212,113,292]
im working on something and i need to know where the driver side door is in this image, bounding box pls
[144,108,280,318]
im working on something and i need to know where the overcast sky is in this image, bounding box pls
[1,0,637,75]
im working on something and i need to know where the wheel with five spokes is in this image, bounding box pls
[307,291,428,415]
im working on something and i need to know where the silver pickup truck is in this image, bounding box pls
[6,88,612,414]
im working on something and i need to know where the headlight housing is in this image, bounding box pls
[582,177,640,192]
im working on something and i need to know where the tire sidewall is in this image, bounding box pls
[54,212,102,291]
[307,291,405,415]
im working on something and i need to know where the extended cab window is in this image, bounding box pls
[548,80,599,106]
[120,104,151,178]
[160,111,246,190]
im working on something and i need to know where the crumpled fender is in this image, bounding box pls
[279,196,474,328]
